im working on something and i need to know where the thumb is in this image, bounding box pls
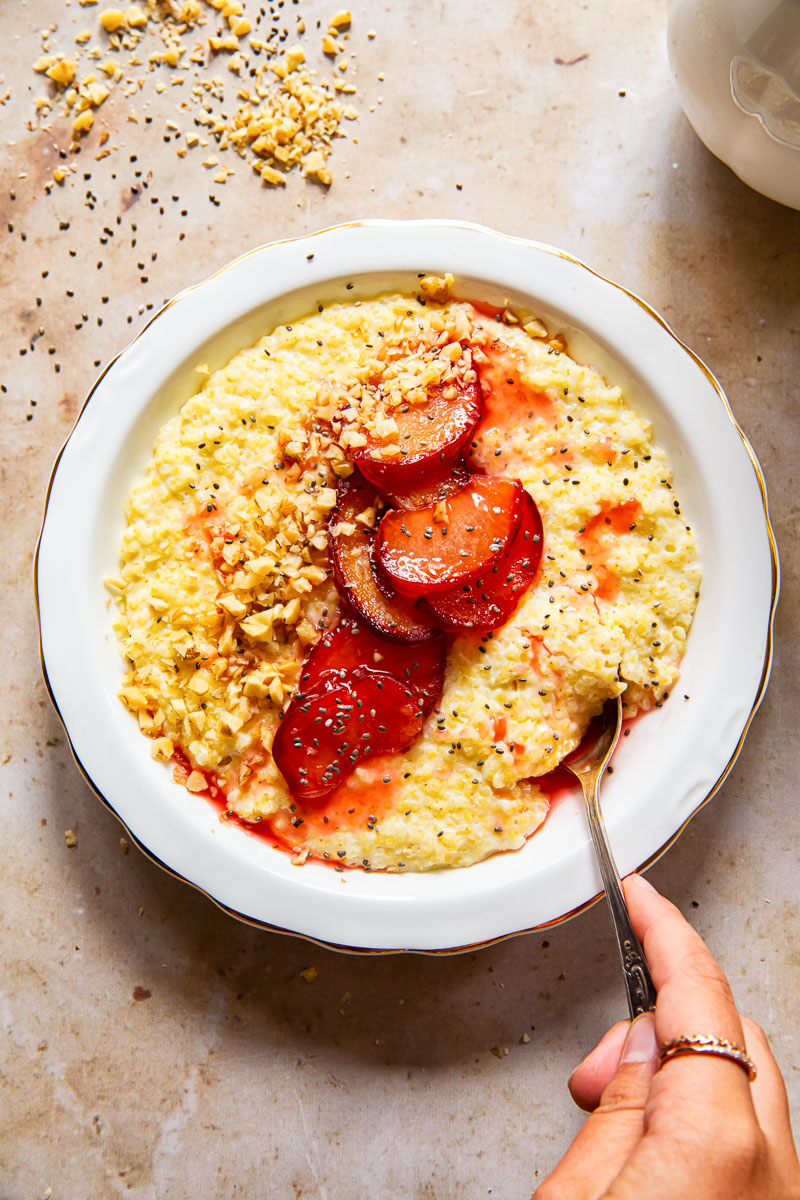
[536,1013,659,1200]
[596,1010,659,1116]
[569,1020,630,1112]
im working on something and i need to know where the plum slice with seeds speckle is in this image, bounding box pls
[272,668,427,800]
[382,458,472,511]
[329,471,439,643]
[376,475,523,597]
[353,375,482,491]
[299,614,446,717]
[424,490,544,632]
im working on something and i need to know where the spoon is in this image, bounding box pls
[564,695,657,1018]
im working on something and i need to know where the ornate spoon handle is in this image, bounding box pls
[586,784,657,1018]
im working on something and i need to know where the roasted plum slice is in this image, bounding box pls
[299,615,446,716]
[424,490,544,632]
[353,375,482,491]
[272,668,427,800]
[329,472,439,643]
[376,475,523,597]
[382,458,472,511]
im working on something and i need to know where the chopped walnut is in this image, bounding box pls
[418,273,454,303]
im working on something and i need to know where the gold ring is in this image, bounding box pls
[658,1035,757,1082]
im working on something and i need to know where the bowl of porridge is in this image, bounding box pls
[36,220,778,951]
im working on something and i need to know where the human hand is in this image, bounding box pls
[535,874,800,1199]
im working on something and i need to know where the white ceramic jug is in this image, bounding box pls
[667,0,800,209]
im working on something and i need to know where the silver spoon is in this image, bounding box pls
[564,695,657,1018]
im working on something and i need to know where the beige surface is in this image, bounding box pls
[2,1,799,1196]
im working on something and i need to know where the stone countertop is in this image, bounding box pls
[2,1,798,1196]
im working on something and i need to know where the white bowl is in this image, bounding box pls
[36,220,778,953]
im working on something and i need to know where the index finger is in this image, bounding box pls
[623,874,754,1107]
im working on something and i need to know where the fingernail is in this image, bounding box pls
[627,872,657,895]
[620,1012,658,1066]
